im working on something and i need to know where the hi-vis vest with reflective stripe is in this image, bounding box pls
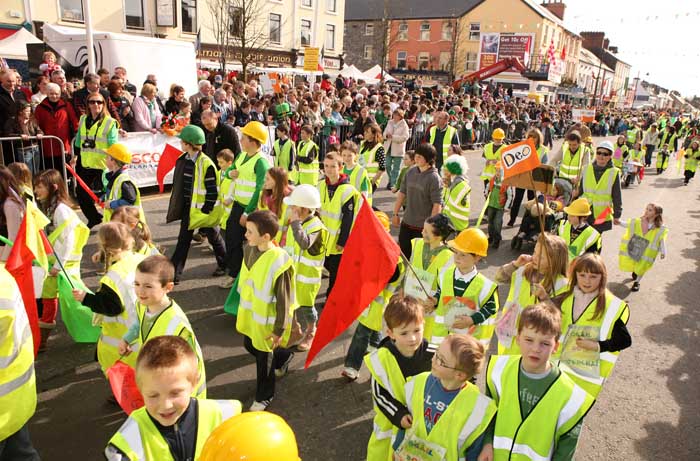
[346,164,372,206]
[626,127,640,144]
[236,246,298,353]
[98,252,146,373]
[219,170,234,230]
[481,142,503,180]
[0,267,37,442]
[318,180,360,256]
[103,171,144,223]
[259,197,290,244]
[273,138,294,171]
[497,267,569,355]
[559,144,584,181]
[106,399,242,461]
[364,348,410,461]
[685,148,699,172]
[429,125,458,165]
[188,152,224,230]
[558,221,600,260]
[657,131,676,151]
[47,206,89,275]
[359,257,404,331]
[359,141,382,177]
[405,372,496,461]
[558,290,628,398]
[443,177,471,231]
[136,300,207,398]
[409,239,453,340]
[619,218,667,277]
[486,356,594,461]
[286,216,327,307]
[430,268,498,347]
[233,152,262,206]
[297,140,319,185]
[582,164,618,223]
[79,115,116,170]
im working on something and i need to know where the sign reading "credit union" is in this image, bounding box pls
[197,44,295,66]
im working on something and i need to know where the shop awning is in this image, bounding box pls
[0,27,41,60]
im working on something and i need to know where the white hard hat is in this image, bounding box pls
[597,140,615,153]
[283,184,321,209]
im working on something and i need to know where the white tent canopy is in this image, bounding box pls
[363,65,397,82]
[0,28,41,61]
[339,64,377,83]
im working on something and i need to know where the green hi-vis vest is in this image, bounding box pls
[581,164,619,223]
[78,115,116,170]
[219,170,234,230]
[136,300,207,398]
[103,171,145,223]
[0,267,37,441]
[318,181,360,256]
[497,266,569,355]
[613,144,628,168]
[557,221,600,260]
[656,150,670,169]
[618,218,668,277]
[487,355,594,461]
[685,148,700,172]
[189,153,223,230]
[404,372,496,461]
[558,290,629,397]
[346,164,372,206]
[429,124,458,165]
[106,399,242,461]
[285,216,327,307]
[409,238,453,340]
[236,246,298,353]
[97,252,146,373]
[626,127,639,144]
[364,348,409,461]
[359,141,383,179]
[273,138,294,172]
[297,140,319,185]
[559,144,584,181]
[481,142,503,180]
[443,177,471,231]
[358,257,404,331]
[41,208,90,298]
[430,268,498,347]
[232,152,263,207]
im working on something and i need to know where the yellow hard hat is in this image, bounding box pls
[241,121,269,144]
[199,412,300,461]
[583,135,593,143]
[563,198,592,217]
[447,228,488,257]
[492,128,505,140]
[374,210,390,232]
[104,143,132,164]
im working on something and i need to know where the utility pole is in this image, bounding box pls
[592,59,603,107]
[380,0,388,83]
[83,0,95,73]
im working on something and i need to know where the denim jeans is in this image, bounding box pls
[386,155,403,187]
[344,322,382,370]
[16,145,41,176]
[486,206,504,243]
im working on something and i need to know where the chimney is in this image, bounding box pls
[609,46,618,54]
[541,1,566,21]
[580,31,605,50]
[603,38,610,50]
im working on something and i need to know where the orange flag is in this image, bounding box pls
[500,138,541,180]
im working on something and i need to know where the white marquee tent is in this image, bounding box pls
[0,28,41,61]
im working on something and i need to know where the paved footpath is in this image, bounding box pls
[30,137,700,460]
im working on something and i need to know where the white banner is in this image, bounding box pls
[118,132,181,188]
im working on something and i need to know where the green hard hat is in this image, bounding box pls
[178,124,206,145]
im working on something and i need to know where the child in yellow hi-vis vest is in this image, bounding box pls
[216,148,236,231]
[235,210,297,411]
[103,143,143,223]
[118,255,207,398]
[619,203,668,292]
[106,336,242,461]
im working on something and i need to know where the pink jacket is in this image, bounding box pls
[131,95,162,132]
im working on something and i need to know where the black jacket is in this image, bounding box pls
[203,122,242,163]
[0,86,26,126]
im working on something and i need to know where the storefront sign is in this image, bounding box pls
[197,44,295,67]
[303,47,320,71]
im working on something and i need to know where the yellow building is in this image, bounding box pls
[454,0,581,102]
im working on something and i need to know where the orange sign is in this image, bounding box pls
[500,139,540,179]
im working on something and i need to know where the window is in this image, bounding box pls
[59,0,84,22]
[365,23,374,36]
[229,6,243,37]
[326,24,335,50]
[301,0,312,7]
[465,51,477,71]
[439,51,450,70]
[182,0,197,34]
[397,22,408,41]
[301,19,312,46]
[442,22,453,41]
[397,51,407,69]
[326,0,336,12]
[364,45,373,60]
[124,0,145,30]
[418,51,430,69]
[469,22,480,41]
[269,13,281,44]
[420,22,430,41]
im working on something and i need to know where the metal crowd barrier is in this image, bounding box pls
[0,135,69,179]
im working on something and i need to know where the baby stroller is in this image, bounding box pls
[511,179,572,251]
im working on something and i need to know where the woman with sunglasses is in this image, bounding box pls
[576,140,623,249]
[73,92,119,228]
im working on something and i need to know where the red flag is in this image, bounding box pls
[157,143,182,193]
[304,200,400,368]
[107,360,144,415]
[560,46,567,60]
[66,163,104,208]
[593,206,613,225]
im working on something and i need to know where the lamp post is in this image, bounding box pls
[83,0,95,73]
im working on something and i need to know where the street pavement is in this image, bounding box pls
[29,136,700,460]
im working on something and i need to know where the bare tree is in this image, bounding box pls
[206,0,234,74]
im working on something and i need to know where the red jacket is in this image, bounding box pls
[34,98,78,157]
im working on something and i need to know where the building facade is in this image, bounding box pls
[580,31,631,107]
[577,48,614,106]
[343,19,385,71]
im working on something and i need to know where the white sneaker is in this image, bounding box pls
[341,367,359,381]
[249,399,272,411]
[218,276,236,289]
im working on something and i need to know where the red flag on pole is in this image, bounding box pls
[593,206,613,225]
[304,199,400,368]
[157,143,182,193]
[66,163,104,208]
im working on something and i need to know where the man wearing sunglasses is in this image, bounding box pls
[577,140,622,248]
